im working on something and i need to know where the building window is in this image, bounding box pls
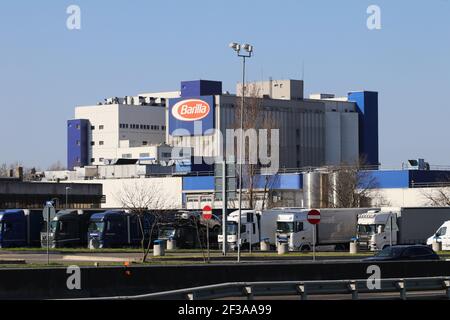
[99,158,104,162]
[76,140,80,146]
[99,125,104,130]
[91,158,95,162]
[122,154,132,159]
[91,141,95,146]
[142,141,148,146]
[91,126,95,130]
[99,141,104,146]
[139,153,150,158]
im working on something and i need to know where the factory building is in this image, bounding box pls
[167,79,378,169]
[68,79,379,171]
[68,91,179,170]
[0,178,103,209]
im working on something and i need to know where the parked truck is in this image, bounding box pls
[357,207,450,251]
[218,209,280,250]
[40,209,104,248]
[276,208,374,252]
[0,209,44,248]
[87,210,155,249]
[158,211,221,249]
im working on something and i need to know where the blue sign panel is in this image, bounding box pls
[168,96,215,136]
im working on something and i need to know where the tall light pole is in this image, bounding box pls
[229,42,253,263]
[65,187,72,209]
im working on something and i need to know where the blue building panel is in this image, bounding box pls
[182,173,303,192]
[409,170,450,186]
[168,95,215,136]
[252,174,303,190]
[67,119,89,170]
[181,80,222,98]
[183,176,215,191]
[348,91,379,166]
[175,157,214,174]
[362,170,410,189]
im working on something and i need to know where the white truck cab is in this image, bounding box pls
[427,221,450,250]
[218,210,257,250]
[357,210,399,251]
[276,210,311,251]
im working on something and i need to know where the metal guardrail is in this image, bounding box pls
[69,277,450,301]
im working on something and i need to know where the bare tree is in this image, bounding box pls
[115,180,176,262]
[48,161,66,171]
[0,163,8,177]
[234,84,278,209]
[328,157,385,208]
[420,174,450,206]
[422,189,450,206]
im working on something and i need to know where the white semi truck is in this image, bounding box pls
[275,208,372,252]
[356,207,450,251]
[217,209,281,250]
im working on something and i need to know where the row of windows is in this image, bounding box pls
[91,125,105,130]
[91,158,104,163]
[119,123,166,131]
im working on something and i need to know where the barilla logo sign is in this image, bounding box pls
[171,99,211,122]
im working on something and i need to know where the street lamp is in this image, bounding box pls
[65,187,72,209]
[229,42,253,263]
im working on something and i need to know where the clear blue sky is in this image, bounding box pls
[0,0,449,169]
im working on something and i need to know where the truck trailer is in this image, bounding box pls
[0,209,44,248]
[87,210,155,249]
[276,208,375,252]
[357,207,450,251]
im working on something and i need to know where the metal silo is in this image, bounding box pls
[304,171,329,208]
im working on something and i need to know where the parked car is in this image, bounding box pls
[363,245,440,262]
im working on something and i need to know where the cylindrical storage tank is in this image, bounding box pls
[329,171,339,208]
[303,171,329,208]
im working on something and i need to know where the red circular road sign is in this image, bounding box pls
[307,209,321,225]
[202,205,213,220]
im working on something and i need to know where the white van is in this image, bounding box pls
[427,221,450,250]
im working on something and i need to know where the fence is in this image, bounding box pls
[71,276,450,301]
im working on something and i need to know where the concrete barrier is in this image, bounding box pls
[1,260,450,299]
[167,240,177,251]
[260,240,270,252]
[277,243,288,255]
[153,245,165,257]
[432,241,442,252]
[349,242,358,254]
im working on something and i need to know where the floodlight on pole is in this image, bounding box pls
[229,42,254,263]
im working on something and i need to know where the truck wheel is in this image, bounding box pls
[335,244,347,252]
[300,245,311,253]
